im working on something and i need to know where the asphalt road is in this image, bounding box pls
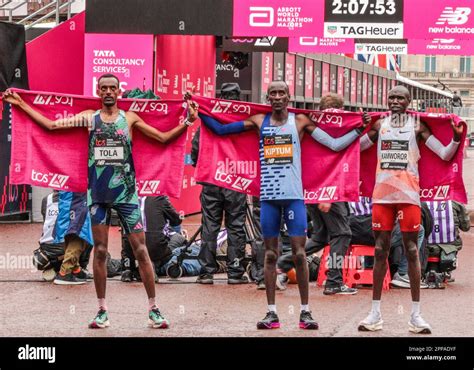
[0,157,472,337]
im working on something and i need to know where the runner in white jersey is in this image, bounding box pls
[357,85,463,334]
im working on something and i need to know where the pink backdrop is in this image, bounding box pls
[26,12,85,94]
[155,35,216,215]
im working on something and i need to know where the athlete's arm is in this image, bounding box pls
[198,113,258,135]
[2,89,93,130]
[128,100,198,144]
[301,114,365,152]
[419,120,463,161]
[360,119,381,151]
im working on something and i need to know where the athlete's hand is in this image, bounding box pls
[360,108,370,131]
[318,203,331,213]
[183,86,197,102]
[451,117,463,142]
[187,100,199,122]
[2,89,24,107]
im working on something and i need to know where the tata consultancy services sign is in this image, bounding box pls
[84,34,154,97]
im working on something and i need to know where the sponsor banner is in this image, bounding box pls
[373,75,378,105]
[9,89,188,198]
[337,66,344,96]
[360,111,467,203]
[324,0,404,39]
[304,59,314,98]
[350,69,357,103]
[313,61,322,98]
[354,41,408,54]
[404,0,474,39]
[273,53,285,81]
[233,0,323,37]
[194,96,363,202]
[285,54,296,97]
[362,73,368,105]
[84,34,154,97]
[322,63,330,95]
[295,56,305,98]
[408,38,474,55]
[288,36,355,53]
[261,52,274,97]
[222,36,289,52]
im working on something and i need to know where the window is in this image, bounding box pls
[460,57,471,73]
[460,90,470,97]
[424,56,436,73]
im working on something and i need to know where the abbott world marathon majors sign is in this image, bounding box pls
[83,34,154,96]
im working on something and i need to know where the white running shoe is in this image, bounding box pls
[358,311,383,332]
[408,315,432,334]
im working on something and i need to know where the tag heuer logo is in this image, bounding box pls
[327,26,337,34]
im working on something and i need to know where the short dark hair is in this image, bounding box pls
[98,74,120,86]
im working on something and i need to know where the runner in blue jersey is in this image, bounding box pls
[193,81,367,330]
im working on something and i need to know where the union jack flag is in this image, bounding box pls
[345,53,400,72]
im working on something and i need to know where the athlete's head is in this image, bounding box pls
[319,93,344,110]
[97,74,120,107]
[388,85,411,114]
[266,80,290,113]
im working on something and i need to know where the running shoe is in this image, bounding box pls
[53,273,86,285]
[89,309,110,329]
[323,284,358,295]
[299,310,319,330]
[358,312,383,331]
[148,307,169,329]
[408,315,432,334]
[257,311,280,329]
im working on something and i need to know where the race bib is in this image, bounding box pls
[94,137,125,167]
[263,134,293,165]
[380,140,408,170]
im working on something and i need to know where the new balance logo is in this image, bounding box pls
[434,185,450,200]
[432,38,455,44]
[140,180,161,195]
[318,186,337,201]
[436,7,471,25]
[436,202,447,211]
[249,6,274,27]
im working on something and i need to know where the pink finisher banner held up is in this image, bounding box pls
[9,89,188,198]
[193,96,363,204]
[360,112,467,204]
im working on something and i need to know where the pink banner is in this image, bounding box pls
[322,63,330,95]
[404,0,474,40]
[288,37,355,53]
[362,73,368,105]
[304,59,314,98]
[337,66,344,96]
[233,0,324,37]
[193,96,363,203]
[9,89,187,198]
[285,54,296,97]
[84,34,154,97]
[408,38,474,55]
[360,112,467,204]
[261,52,274,94]
[373,76,378,106]
[350,69,357,103]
